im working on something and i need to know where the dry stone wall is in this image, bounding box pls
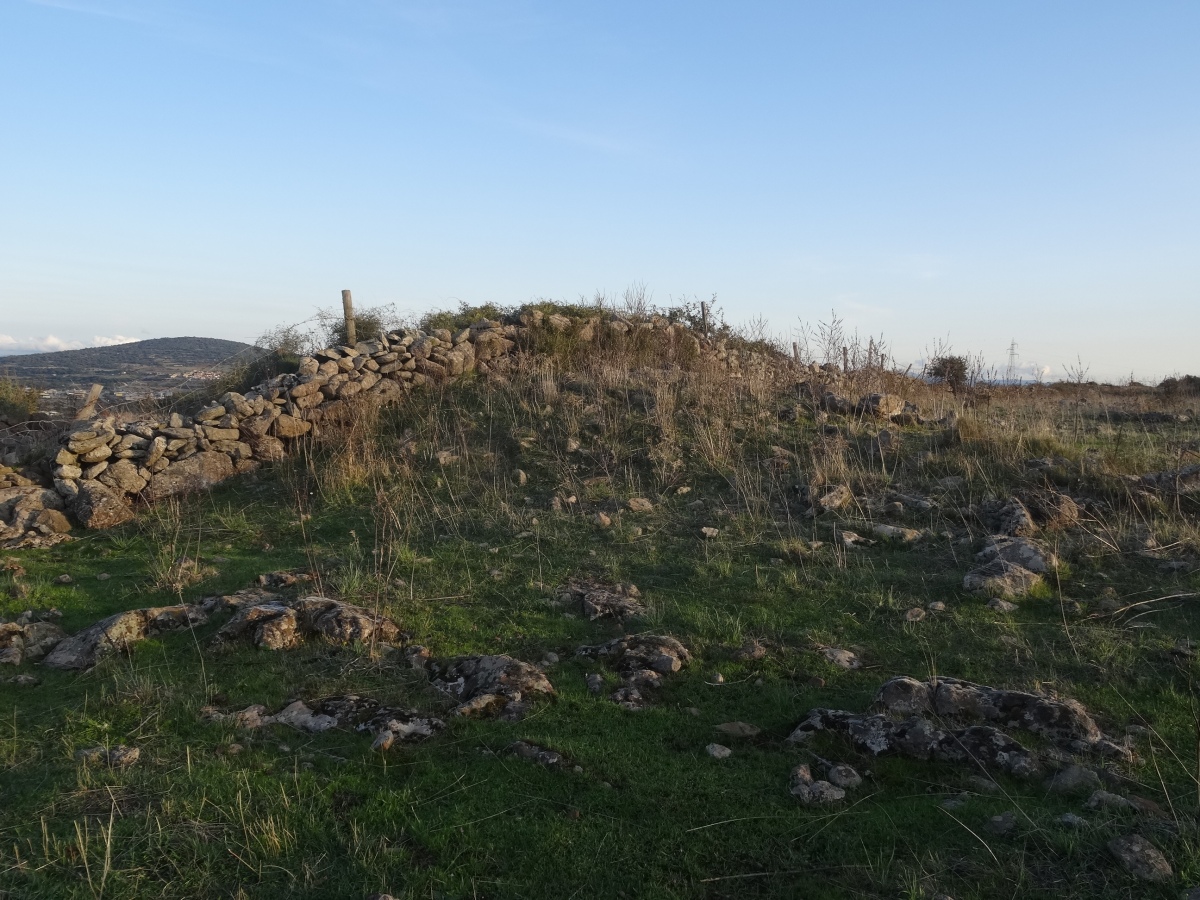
[35,310,792,531]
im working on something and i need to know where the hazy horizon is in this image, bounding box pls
[3,1,1197,382]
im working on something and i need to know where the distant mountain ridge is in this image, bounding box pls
[0,337,261,393]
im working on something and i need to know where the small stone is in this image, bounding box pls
[96,573,111,581]
[985,811,1017,835]
[822,648,860,669]
[627,497,653,512]
[586,673,603,694]
[789,764,845,805]
[714,721,760,738]
[826,764,862,789]
[706,743,732,759]
[594,512,612,528]
[76,745,140,768]
[988,598,1018,613]
[700,526,720,539]
[54,574,73,585]
[488,569,502,579]
[1107,833,1172,883]
[904,607,926,623]
[1058,812,1087,828]
[1046,764,1101,795]
[685,707,701,717]
[965,775,1000,794]
[710,672,725,684]
[928,600,946,612]
[543,652,559,664]
[808,676,826,688]
[1086,789,1135,811]
[941,794,968,810]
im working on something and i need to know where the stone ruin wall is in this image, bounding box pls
[1,310,797,542]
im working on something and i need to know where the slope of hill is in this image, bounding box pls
[0,336,261,395]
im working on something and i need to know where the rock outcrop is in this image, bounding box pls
[213,596,400,651]
[425,654,556,720]
[43,605,208,670]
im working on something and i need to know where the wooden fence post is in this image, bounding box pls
[75,384,104,420]
[700,302,709,339]
[842,346,849,373]
[341,289,356,346]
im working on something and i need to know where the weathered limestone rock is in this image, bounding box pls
[562,578,645,621]
[976,536,1056,574]
[786,709,1041,777]
[247,434,286,462]
[97,458,148,494]
[270,414,311,439]
[69,480,134,529]
[203,695,445,748]
[963,558,1043,597]
[789,764,846,805]
[1107,834,1173,883]
[44,605,208,670]
[990,498,1037,536]
[213,596,399,651]
[0,620,67,665]
[143,451,235,501]
[857,393,905,418]
[426,654,556,720]
[576,634,691,710]
[873,675,1128,757]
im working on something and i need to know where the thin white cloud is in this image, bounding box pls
[0,334,137,354]
[23,0,147,23]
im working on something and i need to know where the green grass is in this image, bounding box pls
[1,368,1198,899]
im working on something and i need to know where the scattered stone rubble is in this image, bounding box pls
[560,578,645,621]
[425,654,556,720]
[873,676,1129,758]
[75,745,141,768]
[1138,463,1200,495]
[963,534,1056,598]
[0,485,72,549]
[789,763,848,806]
[40,312,794,530]
[0,613,66,665]
[508,740,569,768]
[202,695,445,749]
[576,634,691,710]
[787,708,1042,777]
[213,596,400,651]
[786,675,1130,778]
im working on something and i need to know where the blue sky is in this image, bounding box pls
[2,1,1197,380]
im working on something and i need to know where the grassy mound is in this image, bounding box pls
[1,342,1198,898]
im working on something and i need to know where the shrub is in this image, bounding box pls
[927,355,968,387]
[0,376,40,422]
[1159,374,1200,397]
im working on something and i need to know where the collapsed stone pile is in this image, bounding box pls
[19,311,792,534]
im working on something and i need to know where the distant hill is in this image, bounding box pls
[0,337,262,397]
